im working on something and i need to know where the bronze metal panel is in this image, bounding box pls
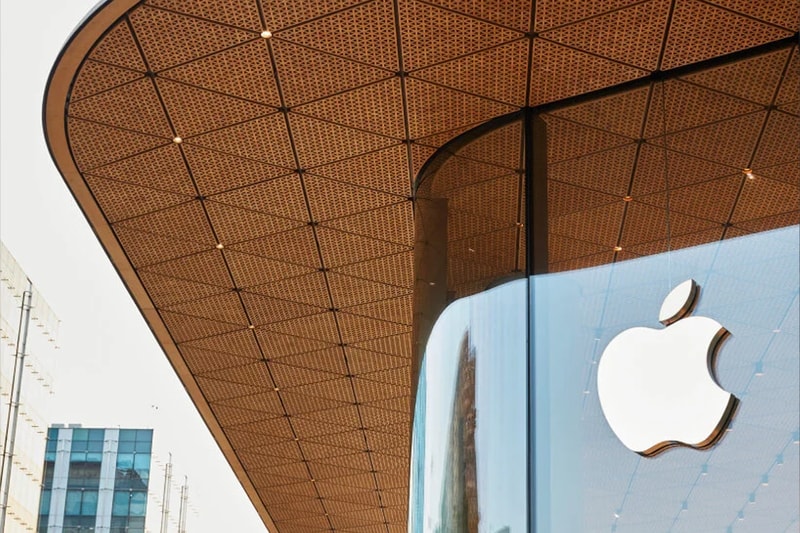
[542,0,671,70]
[71,60,143,101]
[681,48,791,105]
[128,6,256,71]
[706,0,800,30]
[272,39,391,108]
[277,0,398,70]
[67,118,170,171]
[644,79,762,137]
[146,0,262,31]
[87,20,146,70]
[534,0,641,32]
[70,78,173,136]
[186,113,296,168]
[530,38,647,105]
[84,175,190,222]
[89,144,195,195]
[295,80,406,140]
[405,78,517,138]
[662,0,793,69]
[159,39,281,106]
[413,39,529,106]
[399,0,522,71]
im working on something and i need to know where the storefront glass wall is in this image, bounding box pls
[532,225,799,532]
[410,279,528,533]
[410,44,798,532]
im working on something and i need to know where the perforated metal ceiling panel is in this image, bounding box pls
[45,1,799,531]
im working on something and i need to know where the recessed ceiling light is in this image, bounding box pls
[623,195,633,202]
[613,246,623,252]
[172,136,182,144]
[216,243,224,249]
[742,168,755,180]
[260,30,272,39]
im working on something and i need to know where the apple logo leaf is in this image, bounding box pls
[659,279,698,325]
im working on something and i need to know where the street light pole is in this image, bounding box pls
[0,279,34,531]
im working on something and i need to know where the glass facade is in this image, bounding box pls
[38,427,153,533]
[410,227,798,532]
[409,54,798,532]
[532,226,799,532]
[410,281,528,532]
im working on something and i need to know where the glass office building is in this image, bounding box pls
[38,426,152,533]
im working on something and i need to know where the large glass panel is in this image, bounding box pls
[81,490,98,516]
[112,491,129,516]
[42,461,55,488]
[410,279,527,532]
[134,437,152,453]
[39,489,51,514]
[532,226,800,532]
[68,461,101,488]
[133,453,151,482]
[71,428,88,444]
[129,491,147,516]
[65,490,82,516]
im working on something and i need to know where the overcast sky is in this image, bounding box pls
[1,2,267,531]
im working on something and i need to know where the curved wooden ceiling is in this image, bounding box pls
[45,1,798,531]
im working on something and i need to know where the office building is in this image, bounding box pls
[0,243,60,533]
[43,1,798,531]
[38,426,153,533]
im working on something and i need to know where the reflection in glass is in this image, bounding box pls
[410,280,527,532]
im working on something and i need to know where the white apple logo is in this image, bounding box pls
[597,279,738,456]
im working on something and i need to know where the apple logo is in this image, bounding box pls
[597,279,738,456]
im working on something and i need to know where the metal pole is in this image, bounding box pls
[177,476,188,533]
[160,453,172,533]
[0,280,34,531]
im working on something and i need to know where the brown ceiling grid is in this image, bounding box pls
[66,118,170,171]
[83,175,190,222]
[660,0,794,69]
[542,0,672,71]
[70,60,143,102]
[47,0,799,530]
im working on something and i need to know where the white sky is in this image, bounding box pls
[0,2,268,531]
